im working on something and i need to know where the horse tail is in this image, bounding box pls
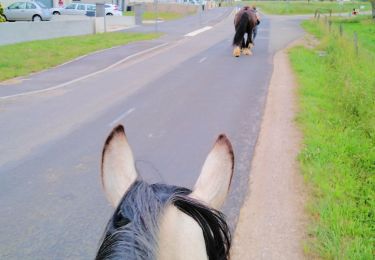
[233,12,249,46]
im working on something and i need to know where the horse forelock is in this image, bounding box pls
[96,181,161,260]
[96,180,230,260]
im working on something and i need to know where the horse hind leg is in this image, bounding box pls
[232,37,245,57]
[233,26,246,57]
[242,48,252,55]
[241,37,246,51]
[240,36,248,55]
[243,32,253,56]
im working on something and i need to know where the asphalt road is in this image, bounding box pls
[0,8,306,259]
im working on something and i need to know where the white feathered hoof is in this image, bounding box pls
[243,48,252,56]
[233,46,241,57]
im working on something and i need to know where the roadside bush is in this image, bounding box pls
[0,3,6,22]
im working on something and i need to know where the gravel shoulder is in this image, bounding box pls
[231,38,308,259]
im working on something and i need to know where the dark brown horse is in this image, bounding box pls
[233,6,257,57]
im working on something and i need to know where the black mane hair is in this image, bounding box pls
[96,180,231,260]
[173,195,231,260]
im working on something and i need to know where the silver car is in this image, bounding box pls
[51,3,121,16]
[4,1,52,21]
[51,3,95,16]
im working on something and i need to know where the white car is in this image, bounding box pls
[183,0,206,5]
[51,3,122,16]
[104,4,122,16]
[51,3,94,15]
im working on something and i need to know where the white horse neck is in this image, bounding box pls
[157,205,208,260]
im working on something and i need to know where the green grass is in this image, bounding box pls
[302,15,375,52]
[289,18,375,259]
[330,15,375,53]
[243,1,371,15]
[0,32,160,82]
[124,11,185,21]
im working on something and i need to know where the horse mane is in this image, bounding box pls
[96,181,164,260]
[173,195,231,260]
[96,180,231,260]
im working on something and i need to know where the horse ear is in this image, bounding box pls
[101,125,138,208]
[191,135,234,210]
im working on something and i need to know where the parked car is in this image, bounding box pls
[3,1,52,21]
[104,4,122,16]
[51,3,94,15]
[52,3,121,16]
[183,0,206,5]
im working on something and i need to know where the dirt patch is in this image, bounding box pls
[230,39,308,259]
[304,34,320,49]
[0,77,24,86]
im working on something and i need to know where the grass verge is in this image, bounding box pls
[302,15,375,53]
[289,18,374,259]
[243,1,371,15]
[333,15,374,53]
[0,32,160,82]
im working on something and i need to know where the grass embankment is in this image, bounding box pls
[329,15,375,53]
[0,32,160,82]
[289,17,374,259]
[124,11,185,21]
[243,1,371,15]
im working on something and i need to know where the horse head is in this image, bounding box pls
[96,125,234,260]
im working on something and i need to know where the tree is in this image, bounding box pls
[370,0,375,19]
[0,3,6,22]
